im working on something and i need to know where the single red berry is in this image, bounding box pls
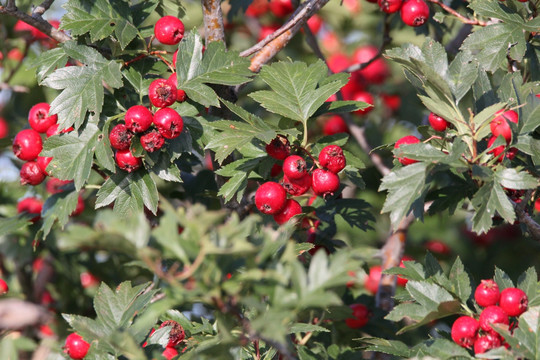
[28,102,58,133]
[535,198,540,213]
[167,73,187,102]
[378,0,403,13]
[46,178,72,194]
[451,316,479,349]
[80,272,99,288]
[140,130,165,152]
[109,124,133,150]
[149,79,177,108]
[341,72,365,100]
[474,279,500,308]
[20,161,46,186]
[115,149,142,172]
[154,16,185,45]
[479,305,509,334]
[428,112,450,132]
[269,0,294,17]
[394,135,420,165]
[13,129,43,161]
[254,181,287,215]
[381,93,401,113]
[0,278,8,295]
[400,0,430,27]
[281,173,312,196]
[37,156,53,176]
[153,107,183,139]
[424,240,451,255]
[283,155,308,180]
[345,303,370,329]
[312,168,340,196]
[125,105,153,133]
[365,265,382,295]
[499,287,528,317]
[273,198,302,225]
[172,49,178,68]
[46,123,73,137]
[266,137,290,160]
[307,14,323,34]
[64,333,90,360]
[487,135,506,162]
[71,195,85,217]
[352,91,375,115]
[246,0,270,16]
[474,333,502,354]
[319,145,346,174]
[327,52,351,73]
[0,117,8,138]
[162,346,178,360]
[17,197,43,222]
[322,115,349,135]
[160,320,186,347]
[490,110,518,144]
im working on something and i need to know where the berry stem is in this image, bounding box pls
[426,0,487,26]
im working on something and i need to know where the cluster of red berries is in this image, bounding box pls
[451,280,528,354]
[487,109,519,162]
[143,320,186,360]
[369,0,430,27]
[255,137,346,224]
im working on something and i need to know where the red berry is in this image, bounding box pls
[451,316,479,349]
[149,79,177,108]
[125,105,153,133]
[0,117,8,138]
[20,161,46,186]
[312,168,340,196]
[283,155,308,180]
[269,0,294,17]
[474,333,502,354]
[13,129,43,161]
[319,145,346,174]
[46,123,73,137]
[64,333,90,360]
[345,303,369,329]
[0,278,8,295]
[160,320,186,347]
[490,110,518,144]
[28,102,58,133]
[352,45,390,85]
[153,107,183,139]
[400,0,430,27]
[71,195,85,217]
[322,115,349,135]
[479,306,509,334]
[167,73,187,102]
[352,91,375,115]
[273,198,302,224]
[307,14,323,34]
[535,198,540,213]
[246,0,270,17]
[154,16,185,45]
[172,50,178,68]
[17,197,43,222]
[365,265,382,295]
[381,93,401,113]
[378,0,403,13]
[474,279,500,308]
[140,130,165,152]
[266,137,290,160]
[109,124,133,150]
[254,181,287,215]
[162,346,178,360]
[115,149,142,172]
[46,178,72,194]
[80,272,99,288]
[258,24,281,42]
[487,135,506,162]
[327,53,351,73]
[270,163,282,177]
[37,156,53,176]
[394,135,420,165]
[424,240,451,255]
[281,173,312,196]
[499,287,528,317]
[428,112,449,132]
[341,72,365,100]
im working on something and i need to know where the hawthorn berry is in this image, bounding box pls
[160,320,186,347]
[162,346,179,360]
[71,195,85,217]
[37,156,53,176]
[246,0,270,17]
[474,279,500,308]
[322,115,349,135]
[397,255,414,287]
[258,24,281,42]
[327,53,351,73]
[109,124,133,150]
[451,316,479,349]
[270,163,282,177]
[352,45,390,85]
[345,303,370,329]
[400,0,430,27]
[167,73,187,102]
[474,333,502,355]
[273,198,302,225]
[46,178,72,194]
[28,102,58,133]
[365,265,382,295]
[479,306,509,334]
[0,278,8,295]
[487,135,507,162]
[341,72,365,100]
[154,16,185,45]
[378,0,403,13]
[312,168,340,196]
[266,136,290,160]
[153,107,183,139]
[269,0,294,17]
[352,91,375,115]
[490,109,518,144]
[13,129,43,161]
[20,161,46,186]
[149,79,177,108]
[428,112,449,132]
[140,130,165,152]
[0,117,8,138]
[80,272,99,288]
[381,93,401,113]
[424,240,451,255]
[306,14,323,34]
[254,181,287,215]
[282,173,312,196]
[394,135,420,165]
[499,287,528,317]
[17,197,43,222]
[283,155,308,180]
[64,333,90,360]
[115,149,142,172]
[319,145,346,174]
[125,105,153,133]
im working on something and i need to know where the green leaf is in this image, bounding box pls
[311,100,371,118]
[0,215,30,237]
[392,142,448,163]
[315,198,374,232]
[494,267,514,291]
[288,323,330,334]
[412,338,473,359]
[95,171,159,217]
[473,67,497,112]
[473,102,506,141]
[495,168,538,190]
[471,182,514,234]
[448,50,478,103]
[361,338,412,357]
[29,47,69,84]
[518,267,540,307]
[448,257,472,303]
[519,92,540,134]
[39,188,79,239]
[509,306,540,359]
[469,0,525,25]
[61,0,139,49]
[217,171,248,203]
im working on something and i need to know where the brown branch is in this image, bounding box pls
[426,0,487,26]
[32,0,55,17]
[201,0,226,45]
[513,195,540,241]
[0,299,52,330]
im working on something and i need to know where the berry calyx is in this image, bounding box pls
[140,130,165,152]
[0,278,9,295]
[20,161,46,186]
[283,155,308,180]
[64,333,90,360]
[281,173,312,196]
[153,107,184,139]
[479,305,509,334]
[28,102,58,133]
[345,303,370,329]
[322,115,349,135]
[428,112,449,132]
[266,136,290,160]
[115,149,142,172]
[474,279,500,308]
[154,16,185,45]
[490,109,518,144]
[499,287,528,317]
[17,197,43,222]
[149,79,177,108]
[125,105,153,133]
[273,198,302,225]
[312,168,340,196]
[474,333,502,354]
[254,181,287,215]
[160,320,186,347]
[400,0,430,27]
[109,124,133,150]
[451,316,479,349]
[37,156,53,176]
[13,129,43,161]
[394,135,420,165]
[319,145,346,174]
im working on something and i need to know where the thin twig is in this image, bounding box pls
[32,0,55,17]
[427,0,487,26]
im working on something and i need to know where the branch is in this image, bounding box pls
[513,194,540,241]
[32,0,55,17]
[201,0,226,45]
[0,299,52,330]
[426,0,487,26]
